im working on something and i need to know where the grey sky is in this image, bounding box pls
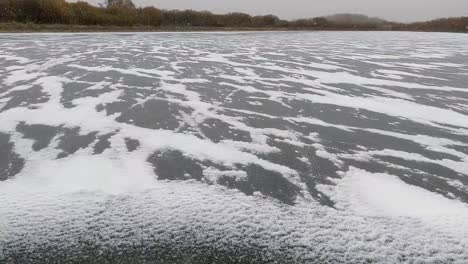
[79,0,468,22]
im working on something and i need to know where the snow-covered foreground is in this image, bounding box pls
[0,32,467,263]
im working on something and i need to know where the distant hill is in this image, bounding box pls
[322,14,468,32]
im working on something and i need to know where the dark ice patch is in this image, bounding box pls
[288,100,405,132]
[95,103,105,112]
[61,82,113,108]
[56,128,97,158]
[1,86,49,112]
[124,138,140,152]
[259,138,337,206]
[294,122,461,163]
[227,91,296,117]
[116,99,188,130]
[0,133,24,181]
[147,148,299,204]
[446,144,468,156]
[377,155,465,179]
[93,133,115,154]
[16,122,59,151]
[102,100,136,116]
[244,116,290,130]
[74,69,125,84]
[218,164,300,205]
[117,74,159,88]
[185,80,236,103]
[200,118,252,143]
[148,149,204,181]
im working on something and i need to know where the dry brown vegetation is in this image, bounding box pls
[0,0,466,32]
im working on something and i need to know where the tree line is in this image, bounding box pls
[0,0,466,32]
[0,0,289,27]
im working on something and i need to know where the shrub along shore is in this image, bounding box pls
[0,0,467,32]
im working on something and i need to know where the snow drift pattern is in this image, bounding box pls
[0,32,468,263]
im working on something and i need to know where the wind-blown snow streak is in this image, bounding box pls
[0,32,467,263]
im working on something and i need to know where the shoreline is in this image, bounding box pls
[0,23,466,33]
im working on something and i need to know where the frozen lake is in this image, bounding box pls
[0,31,468,263]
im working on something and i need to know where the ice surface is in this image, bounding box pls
[0,31,467,263]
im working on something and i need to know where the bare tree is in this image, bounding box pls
[106,0,135,9]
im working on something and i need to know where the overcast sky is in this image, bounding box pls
[78,0,468,22]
